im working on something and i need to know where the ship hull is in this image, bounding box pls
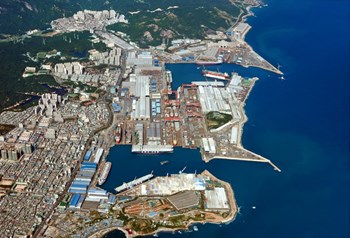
[195,61,222,66]
[98,162,111,186]
[202,70,230,80]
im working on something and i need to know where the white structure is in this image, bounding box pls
[198,85,231,114]
[202,138,216,154]
[231,23,251,41]
[127,51,153,67]
[54,62,84,75]
[205,187,230,211]
[230,127,238,144]
[130,75,151,120]
[89,47,122,66]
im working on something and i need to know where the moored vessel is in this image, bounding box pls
[98,162,111,185]
[115,124,122,144]
[195,59,223,65]
[202,70,230,80]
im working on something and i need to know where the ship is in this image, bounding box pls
[98,162,111,186]
[160,160,169,165]
[115,124,122,144]
[195,59,223,65]
[202,70,230,80]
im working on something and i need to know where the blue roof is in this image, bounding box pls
[81,164,97,169]
[72,180,91,186]
[69,188,87,194]
[84,150,92,161]
[69,194,80,207]
[82,162,97,166]
[112,103,122,112]
[70,183,88,189]
[108,195,116,204]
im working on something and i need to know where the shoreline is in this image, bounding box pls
[89,170,238,238]
[233,2,284,75]
[202,76,282,172]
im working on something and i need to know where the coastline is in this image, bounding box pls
[234,2,283,75]
[89,170,238,238]
[202,76,282,172]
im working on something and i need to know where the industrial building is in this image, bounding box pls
[231,22,251,41]
[201,138,216,154]
[197,85,231,114]
[204,187,230,211]
[85,188,109,202]
[131,173,206,196]
[167,191,200,210]
[69,194,86,209]
[130,74,151,120]
[127,51,153,67]
[146,122,161,141]
[230,127,238,144]
[94,148,104,164]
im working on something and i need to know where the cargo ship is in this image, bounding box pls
[195,59,223,66]
[202,70,230,80]
[115,124,122,144]
[98,162,111,186]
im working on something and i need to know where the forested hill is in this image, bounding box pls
[0,0,245,35]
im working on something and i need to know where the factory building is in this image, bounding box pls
[201,138,216,154]
[198,85,231,114]
[167,191,200,210]
[130,75,151,120]
[93,148,104,164]
[146,122,161,141]
[204,187,230,211]
[231,22,251,41]
[126,51,153,67]
[230,127,238,145]
[69,194,85,209]
[85,188,109,202]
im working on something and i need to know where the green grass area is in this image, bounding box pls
[129,218,158,233]
[206,111,233,130]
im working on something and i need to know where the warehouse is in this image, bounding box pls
[230,127,238,144]
[204,187,230,211]
[167,191,200,210]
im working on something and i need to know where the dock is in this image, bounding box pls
[115,173,154,193]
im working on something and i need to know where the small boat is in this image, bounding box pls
[193,226,198,231]
[252,206,256,209]
[160,160,169,165]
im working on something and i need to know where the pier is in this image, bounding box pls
[115,173,154,193]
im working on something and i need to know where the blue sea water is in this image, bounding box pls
[103,0,350,237]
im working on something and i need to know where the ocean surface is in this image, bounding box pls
[102,0,350,237]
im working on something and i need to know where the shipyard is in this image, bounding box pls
[0,3,281,237]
